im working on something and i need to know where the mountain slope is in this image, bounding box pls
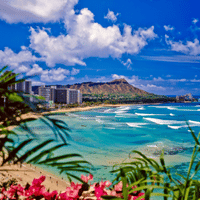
[68,78,149,96]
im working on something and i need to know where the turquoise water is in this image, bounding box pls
[14,103,200,182]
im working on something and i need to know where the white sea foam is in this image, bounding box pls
[80,117,91,120]
[151,106,177,109]
[115,106,132,114]
[114,110,127,114]
[176,109,198,111]
[167,106,177,110]
[138,107,145,110]
[168,121,200,129]
[68,113,79,117]
[170,113,175,116]
[96,119,104,123]
[127,123,148,128]
[144,118,185,125]
[119,106,131,110]
[147,145,158,148]
[168,125,183,129]
[135,113,165,116]
[115,113,136,118]
[106,127,116,129]
[104,109,112,113]
[189,120,200,125]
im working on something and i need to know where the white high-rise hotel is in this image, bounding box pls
[38,86,82,104]
[7,72,32,94]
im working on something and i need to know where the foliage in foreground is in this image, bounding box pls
[108,128,200,200]
[1,129,200,200]
[0,66,90,181]
[1,66,200,199]
[0,174,144,200]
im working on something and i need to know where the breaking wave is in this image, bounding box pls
[127,122,148,128]
[144,118,185,125]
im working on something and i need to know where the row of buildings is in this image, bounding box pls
[38,86,82,104]
[9,80,32,94]
[7,72,82,105]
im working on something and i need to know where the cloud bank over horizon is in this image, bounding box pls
[0,0,199,95]
[0,0,157,83]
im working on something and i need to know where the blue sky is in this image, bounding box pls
[0,0,200,95]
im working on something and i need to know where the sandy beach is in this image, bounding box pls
[42,103,133,115]
[0,103,160,192]
[0,104,120,192]
[0,163,70,193]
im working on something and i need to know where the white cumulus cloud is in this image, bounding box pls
[121,58,133,69]
[192,18,199,24]
[0,0,78,23]
[26,64,43,76]
[163,25,174,31]
[71,68,80,75]
[0,47,38,69]
[165,35,200,55]
[0,0,157,84]
[29,8,156,67]
[40,67,70,82]
[104,9,119,22]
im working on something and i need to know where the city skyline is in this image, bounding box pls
[0,0,200,95]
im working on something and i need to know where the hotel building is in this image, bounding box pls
[38,86,82,104]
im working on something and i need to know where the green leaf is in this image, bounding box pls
[14,139,54,164]
[38,153,82,164]
[2,139,33,165]
[27,144,67,163]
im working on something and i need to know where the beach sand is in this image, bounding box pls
[0,103,160,192]
[0,163,70,193]
[42,104,132,115]
[0,105,113,192]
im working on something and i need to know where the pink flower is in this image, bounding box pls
[70,182,82,191]
[0,193,5,200]
[65,186,79,199]
[60,182,83,200]
[107,190,117,196]
[44,190,58,200]
[94,184,107,200]
[100,180,112,188]
[81,174,93,183]
[4,184,24,198]
[114,181,123,192]
[32,175,46,187]
[59,192,67,200]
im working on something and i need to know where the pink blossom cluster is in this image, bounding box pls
[0,175,144,200]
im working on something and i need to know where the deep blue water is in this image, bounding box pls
[14,103,200,182]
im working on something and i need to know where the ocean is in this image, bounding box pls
[14,102,200,182]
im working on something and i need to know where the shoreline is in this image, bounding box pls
[18,103,160,120]
[0,163,70,193]
[41,102,161,115]
[0,102,162,192]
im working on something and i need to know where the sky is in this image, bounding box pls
[0,0,200,95]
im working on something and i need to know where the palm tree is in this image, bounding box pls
[0,66,90,182]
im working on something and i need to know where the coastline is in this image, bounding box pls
[41,102,161,115]
[18,103,149,120]
[0,163,70,193]
[1,103,162,192]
